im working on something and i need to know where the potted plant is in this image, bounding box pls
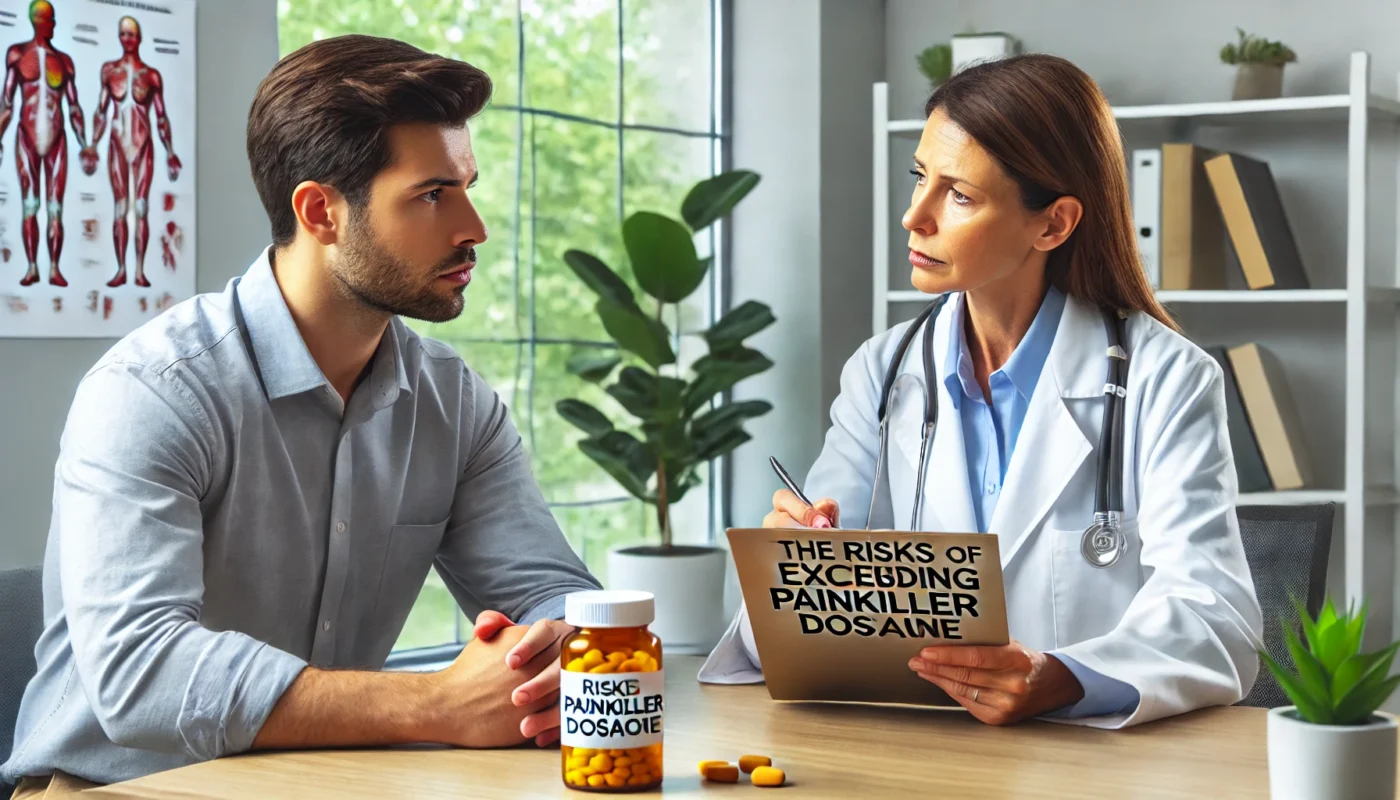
[1220,27,1297,100]
[1263,597,1399,800]
[916,43,952,90]
[557,169,773,653]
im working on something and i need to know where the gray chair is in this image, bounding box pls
[1234,503,1336,709]
[1,566,44,796]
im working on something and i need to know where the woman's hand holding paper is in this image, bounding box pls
[908,641,1085,725]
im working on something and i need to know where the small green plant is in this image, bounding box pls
[1262,597,1400,725]
[916,43,952,87]
[557,170,775,552]
[1220,28,1297,66]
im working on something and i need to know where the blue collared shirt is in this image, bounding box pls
[944,287,1139,719]
[2,249,601,785]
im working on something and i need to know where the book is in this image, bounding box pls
[1205,346,1272,493]
[1227,342,1312,490]
[1204,152,1310,290]
[1161,143,1228,290]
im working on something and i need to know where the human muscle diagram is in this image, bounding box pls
[0,0,193,338]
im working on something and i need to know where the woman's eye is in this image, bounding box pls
[950,188,970,205]
[909,169,926,185]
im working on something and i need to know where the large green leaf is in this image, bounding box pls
[596,299,675,368]
[1315,606,1351,673]
[1283,625,1333,708]
[704,301,776,353]
[607,367,685,423]
[1260,649,1332,724]
[681,170,761,232]
[578,430,654,500]
[662,465,705,506]
[1331,642,1400,704]
[684,347,775,413]
[691,400,773,445]
[563,249,639,311]
[623,211,706,303]
[696,428,753,462]
[556,399,615,438]
[643,418,695,465]
[566,350,622,383]
[1334,673,1400,726]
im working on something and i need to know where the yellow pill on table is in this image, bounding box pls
[751,766,786,787]
[704,764,740,783]
[698,760,728,773]
[565,658,587,672]
[582,649,605,667]
[739,755,773,773]
[587,774,606,788]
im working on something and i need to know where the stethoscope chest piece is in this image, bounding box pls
[1080,514,1125,568]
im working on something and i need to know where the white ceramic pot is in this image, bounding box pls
[606,544,726,654]
[1267,706,1397,800]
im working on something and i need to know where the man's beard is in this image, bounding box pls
[331,221,474,324]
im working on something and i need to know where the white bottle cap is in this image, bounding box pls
[565,590,655,628]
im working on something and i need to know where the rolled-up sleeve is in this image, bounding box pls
[434,368,602,625]
[56,362,306,759]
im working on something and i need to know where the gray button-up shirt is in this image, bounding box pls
[2,249,601,785]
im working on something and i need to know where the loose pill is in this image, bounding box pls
[739,754,772,773]
[698,760,729,773]
[703,764,740,783]
[751,766,785,787]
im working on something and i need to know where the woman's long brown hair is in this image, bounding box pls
[925,53,1178,331]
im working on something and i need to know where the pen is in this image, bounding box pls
[768,456,813,508]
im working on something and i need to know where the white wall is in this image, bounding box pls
[0,0,281,569]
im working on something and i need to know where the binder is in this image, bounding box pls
[1131,148,1161,288]
[1204,152,1310,290]
[1161,143,1228,290]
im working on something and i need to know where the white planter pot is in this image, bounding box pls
[606,544,726,655]
[951,33,1021,74]
[1267,707,1397,800]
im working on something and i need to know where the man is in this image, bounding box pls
[0,0,91,288]
[2,34,600,795]
[81,15,183,288]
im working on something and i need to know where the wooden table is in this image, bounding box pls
[84,656,1281,799]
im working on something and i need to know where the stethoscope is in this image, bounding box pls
[866,293,1130,569]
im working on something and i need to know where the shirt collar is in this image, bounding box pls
[942,285,1067,408]
[234,247,412,408]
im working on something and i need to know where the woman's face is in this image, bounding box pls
[902,108,1069,297]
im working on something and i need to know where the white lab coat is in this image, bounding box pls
[699,292,1265,729]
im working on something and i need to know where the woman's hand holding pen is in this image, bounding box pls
[765,489,840,529]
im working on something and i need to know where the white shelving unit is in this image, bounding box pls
[871,52,1400,634]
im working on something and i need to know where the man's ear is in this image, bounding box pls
[290,181,345,246]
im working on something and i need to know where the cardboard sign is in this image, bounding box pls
[726,528,1010,707]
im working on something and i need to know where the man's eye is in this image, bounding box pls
[423,189,442,204]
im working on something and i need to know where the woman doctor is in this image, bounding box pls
[698,53,1264,729]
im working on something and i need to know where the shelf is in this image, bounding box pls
[887,93,1400,137]
[885,288,1400,305]
[1156,289,1347,304]
[1237,488,1400,506]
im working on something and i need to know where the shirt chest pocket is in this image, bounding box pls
[1048,520,1142,647]
[371,517,450,625]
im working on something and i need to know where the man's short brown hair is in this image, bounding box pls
[247,34,492,247]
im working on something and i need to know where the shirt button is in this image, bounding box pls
[336,521,346,533]
[323,620,331,632]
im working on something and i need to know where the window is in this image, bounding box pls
[277,0,726,653]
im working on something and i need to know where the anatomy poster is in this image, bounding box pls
[0,0,194,338]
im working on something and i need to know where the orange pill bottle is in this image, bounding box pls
[560,590,664,792]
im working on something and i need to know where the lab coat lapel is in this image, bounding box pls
[988,295,1101,567]
[890,294,978,534]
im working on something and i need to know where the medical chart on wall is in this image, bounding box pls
[0,0,194,339]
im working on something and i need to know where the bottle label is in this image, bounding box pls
[560,669,664,749]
